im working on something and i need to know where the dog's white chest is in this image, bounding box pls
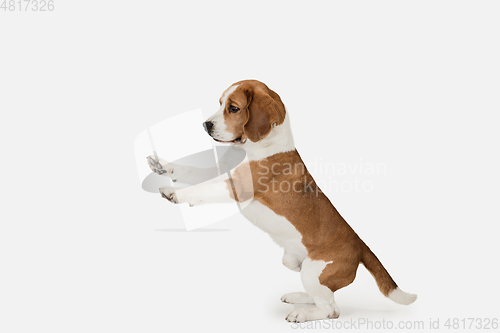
[241,200,307,254]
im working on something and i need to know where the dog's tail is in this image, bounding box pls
[360,242,417,305]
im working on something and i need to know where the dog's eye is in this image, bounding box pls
[229,105,240,113]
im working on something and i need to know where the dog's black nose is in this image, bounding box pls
[203,121,214,134]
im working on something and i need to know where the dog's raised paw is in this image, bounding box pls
[159,186,178,204]
[147,155,175,180]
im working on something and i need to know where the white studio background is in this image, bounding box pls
[1,1,499,332]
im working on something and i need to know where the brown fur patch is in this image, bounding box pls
[226,149,397,294]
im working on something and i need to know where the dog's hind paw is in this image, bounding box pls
[286,306,338,323]
[281,292,314,304]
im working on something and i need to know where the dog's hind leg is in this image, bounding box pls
[285,257,357,322]
[281,292,314,304]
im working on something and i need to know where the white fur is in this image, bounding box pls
[160,173,233,207]
[388,287,417,305]
[148,157,217,184]
[286,258,340,322]
[177,181,232,206]
[207,84,239,142]
[281,292,314,304]
[241,200,307,271]
[242,112,295,161]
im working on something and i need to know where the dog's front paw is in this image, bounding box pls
[147,155,176,181]
[159,186,178,204]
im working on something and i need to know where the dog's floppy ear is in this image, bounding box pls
[243,90,280,143]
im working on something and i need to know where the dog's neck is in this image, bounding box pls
[242,112,295,161]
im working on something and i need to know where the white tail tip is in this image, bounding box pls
[388,287,417,305]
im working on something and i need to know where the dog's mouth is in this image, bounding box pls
[213,136,245,144]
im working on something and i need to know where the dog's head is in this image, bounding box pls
[204,80,286,144]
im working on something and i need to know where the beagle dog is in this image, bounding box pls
[147,80,416,322]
